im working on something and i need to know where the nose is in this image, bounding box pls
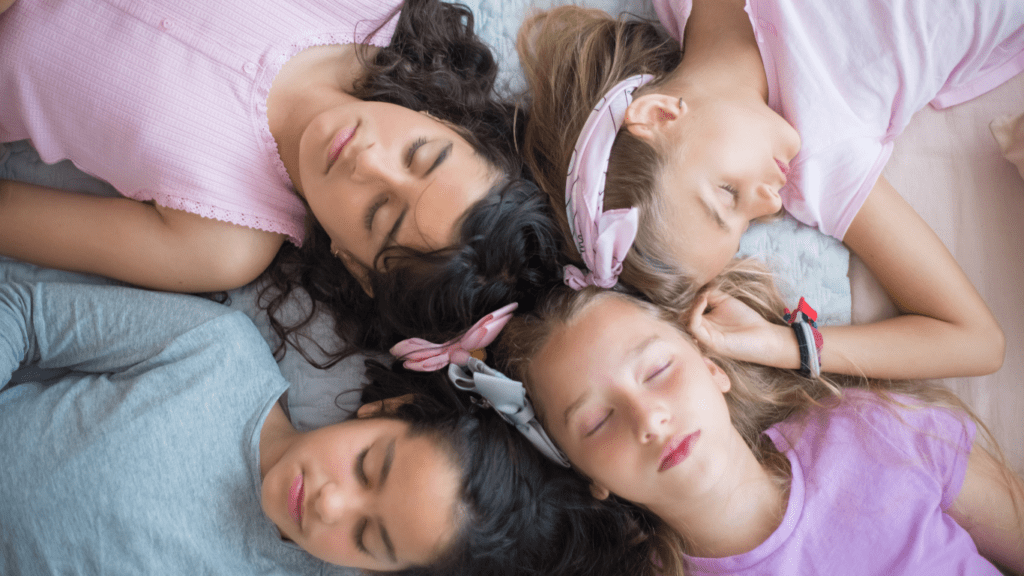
[351,143,396,185]
[313,481,366,525]
[751,184,782,218]
[630,396,670,444]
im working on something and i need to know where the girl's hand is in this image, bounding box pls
[688,289,798,368]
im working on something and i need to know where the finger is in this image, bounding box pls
[703,288,730,307]
[688,294,709,333]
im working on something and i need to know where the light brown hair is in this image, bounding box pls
[496,259,1020,574]
[518,6,701,308]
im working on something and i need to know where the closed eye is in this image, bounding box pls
[364,196,388,231]
[645,361,671,382]
[356,446,370,487]
[584,410,612,437]
[354,447,372,557]
[719,184,738,203]
[355,517,371,556]
[405,137,427,167]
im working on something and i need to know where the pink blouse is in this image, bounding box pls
[654,0,1024,240]
[0,0,401,245]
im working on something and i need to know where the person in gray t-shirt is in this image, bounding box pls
[0,281,629,576]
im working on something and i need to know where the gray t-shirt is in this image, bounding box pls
[0,281,353,575]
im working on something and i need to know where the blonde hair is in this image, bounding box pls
[496,259,1020,575]
[517,6,701,309]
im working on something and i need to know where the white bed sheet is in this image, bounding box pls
[862,72,1024,475]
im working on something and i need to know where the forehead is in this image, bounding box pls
[385,433,463,565]
[530,297,670,397]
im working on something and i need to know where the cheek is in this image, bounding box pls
[303,531,360,568]
[667,234,732,286]
[570,432,633,483]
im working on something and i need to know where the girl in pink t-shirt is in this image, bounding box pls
[491,261,1024,576]
[0,0,564,361]
[518,0,1023,381]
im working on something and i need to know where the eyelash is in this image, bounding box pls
[584,361,672,437]
[646,360,671,382]
[364,196,388,231]
[355,448,372,555]
[586,411,612,437]
[719,184,738,197]
[405,137,427,167]
[356,517,370,555]
[356,446,371,487]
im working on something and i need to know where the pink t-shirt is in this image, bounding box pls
[654,0,1024,240]
[681,390,995,575]
[0,0,401,246]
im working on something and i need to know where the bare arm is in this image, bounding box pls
[0,179,285,293]
[0,0,16,16]
[947,442,1024,574]
[817,176,1004,378]
[691,176,1004,379]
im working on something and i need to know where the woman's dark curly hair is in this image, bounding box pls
[360,361,665,576]
[258,0,564,366]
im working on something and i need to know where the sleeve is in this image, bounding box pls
[651,0,690,46]
[881,397,977,511]
[0,281,238,385]
[923,407,976,511]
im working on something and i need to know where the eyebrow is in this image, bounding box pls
[378,438,398,563]
[699,195,729,231]
[380,207,409,254]
[562,334,660,427]
[424,141,453,177]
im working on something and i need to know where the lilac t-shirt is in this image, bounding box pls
[653,0,1024,240]
[681,390,995,575]
[0,0,401,246]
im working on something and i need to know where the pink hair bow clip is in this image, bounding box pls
[389,303,519,372]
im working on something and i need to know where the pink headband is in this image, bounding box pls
[563,74,654,290]
[390,303,519,372]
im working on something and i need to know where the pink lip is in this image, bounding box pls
[327,126,356,171]
[288,474,304,527]
[658,430,700,472]
[775,158,789,181]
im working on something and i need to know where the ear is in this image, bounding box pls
[703,357,732,393]
[332,243,374,297]
[624,93,687,143]
[589,482,611,501]
[356,393,419,418]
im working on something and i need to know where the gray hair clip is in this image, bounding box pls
[448,357,571,467]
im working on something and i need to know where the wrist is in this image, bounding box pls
[783,297,824,376]
[771,323,802,369]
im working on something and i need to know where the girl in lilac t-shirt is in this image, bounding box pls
[494,261,1024,576]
